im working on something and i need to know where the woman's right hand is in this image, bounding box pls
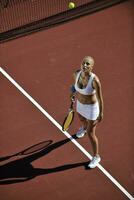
[70,93,75,102]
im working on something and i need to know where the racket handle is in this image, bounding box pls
[70,101,74,109]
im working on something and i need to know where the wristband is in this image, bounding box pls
[70,85,76,93]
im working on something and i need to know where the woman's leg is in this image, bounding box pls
[86,120,99,156]
[86,120,101,168]
[77,113,88,130]
[76,113,88,138]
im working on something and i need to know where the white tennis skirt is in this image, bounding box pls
[76,100,99,120]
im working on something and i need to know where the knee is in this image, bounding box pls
[88,131,96,140]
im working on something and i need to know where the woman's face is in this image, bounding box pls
[81,57,94,73]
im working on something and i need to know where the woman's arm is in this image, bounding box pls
[70,70,80,101]
[70,85,76,101]
[93,76,104,121]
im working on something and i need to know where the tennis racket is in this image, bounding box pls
[62,100,75,131]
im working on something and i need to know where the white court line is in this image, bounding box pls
[0,67,133,200]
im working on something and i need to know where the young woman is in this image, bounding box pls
[70,56,104,168]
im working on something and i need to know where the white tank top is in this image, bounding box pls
[75,71,96,95]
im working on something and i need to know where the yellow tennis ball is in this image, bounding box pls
[68,2,76,9]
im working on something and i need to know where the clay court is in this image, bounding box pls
[0,0,134,200]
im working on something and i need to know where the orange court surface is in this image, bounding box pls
[0,1,134,200]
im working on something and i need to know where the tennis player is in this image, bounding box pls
[70,56,104,168]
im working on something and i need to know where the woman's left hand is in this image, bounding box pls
[93,113,103,126]
[97,113,103,122]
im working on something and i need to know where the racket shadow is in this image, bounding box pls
[0,140,53,162]
[0,134,89,184]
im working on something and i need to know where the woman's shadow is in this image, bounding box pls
[0,134,89,184]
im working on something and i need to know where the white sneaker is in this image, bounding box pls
[88,156,101,168]
[76,127,86,138]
